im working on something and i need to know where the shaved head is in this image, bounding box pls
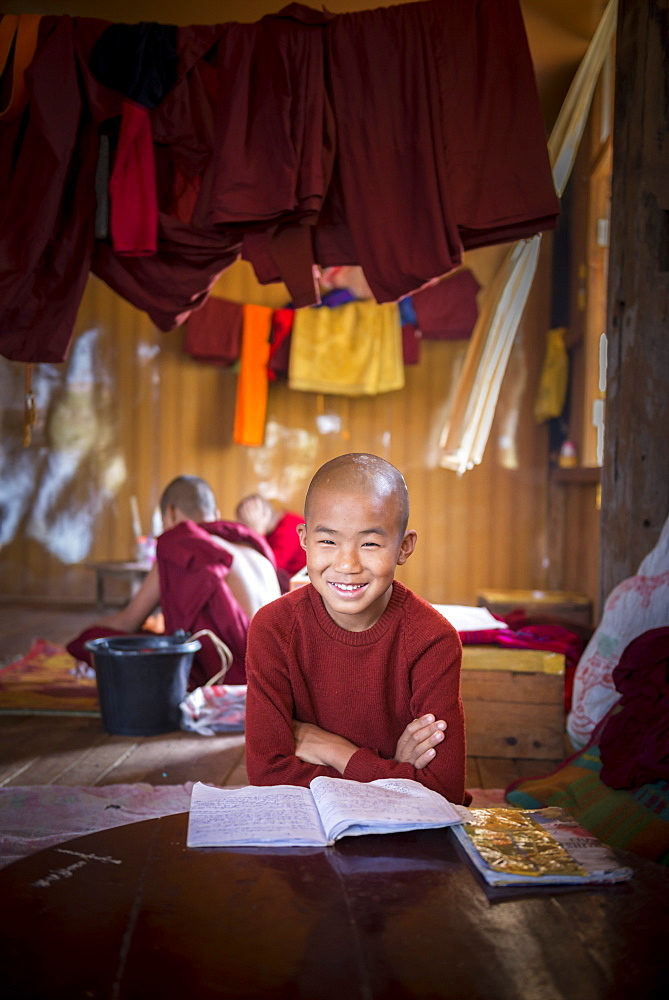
[159,475,217,522]
[304,454,409,536]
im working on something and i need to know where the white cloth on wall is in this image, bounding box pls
[438,0,618,474]
[438,236,541,473]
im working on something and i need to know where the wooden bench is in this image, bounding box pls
[461,645,565,759]
[86,560,152,609]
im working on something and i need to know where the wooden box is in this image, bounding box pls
[476,588,593,627]
[461,646,565,759]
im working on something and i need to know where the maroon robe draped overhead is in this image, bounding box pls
[0,1,559,363]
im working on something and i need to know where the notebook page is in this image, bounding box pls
[187,782,329,847]
[310,776,463,842]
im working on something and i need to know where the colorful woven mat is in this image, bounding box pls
[505,715,669,865]
[0,639,99,715]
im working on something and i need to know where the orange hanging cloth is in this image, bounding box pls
[233,304,273,447]
[0,14,41,122]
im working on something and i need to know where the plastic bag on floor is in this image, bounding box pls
[180,683,247,735]
[179,629,246,734]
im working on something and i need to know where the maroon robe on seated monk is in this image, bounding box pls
[67,520,278,688]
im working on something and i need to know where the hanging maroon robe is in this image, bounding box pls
[0,16,102,363]
[1,1,558,361]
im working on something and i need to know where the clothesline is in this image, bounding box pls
[0,0,558,365]
[186,269,481,445]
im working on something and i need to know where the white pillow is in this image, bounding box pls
[431,605,509,632]
[567,514,669,749]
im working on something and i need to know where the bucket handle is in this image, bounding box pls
[189,629,235,686]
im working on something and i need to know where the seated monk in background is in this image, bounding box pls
[235,493,306,593]
[67,475,281,687]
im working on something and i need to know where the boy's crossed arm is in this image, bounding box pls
[292,714,447,774]
[394,714,447,768]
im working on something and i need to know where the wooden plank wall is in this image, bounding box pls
[0,244,560,608]
[0,0,607,616]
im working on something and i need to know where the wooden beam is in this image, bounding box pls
[601,0,669,606]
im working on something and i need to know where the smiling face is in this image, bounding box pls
[297,483,416,632]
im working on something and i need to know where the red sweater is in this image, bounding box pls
[245,580,468,804]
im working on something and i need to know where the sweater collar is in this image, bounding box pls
[306,579,407,645]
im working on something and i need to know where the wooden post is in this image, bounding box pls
[601,0,669,607]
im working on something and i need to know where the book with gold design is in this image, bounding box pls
[451,806,633,886]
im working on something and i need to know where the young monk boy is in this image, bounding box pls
[245,453,469,804]
[67,475,281,686]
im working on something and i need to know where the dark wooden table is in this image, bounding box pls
[1,813,668,1000]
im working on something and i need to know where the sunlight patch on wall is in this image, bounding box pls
[137,341,160,362]
[247,420,319,505]
[102,455,128,495]
[0,326,126,564]
[315,413,342,435]
[0,454,35,547]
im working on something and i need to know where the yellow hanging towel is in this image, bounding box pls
[289,300,404,396]
[534,326,569,423]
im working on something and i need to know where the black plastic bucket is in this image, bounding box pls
[85,632,201,736]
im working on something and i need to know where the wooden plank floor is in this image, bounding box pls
[0,600,564,790]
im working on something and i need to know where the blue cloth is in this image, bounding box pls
[287,287,355,310]
[398,295,417,326]
[318,288,356,308]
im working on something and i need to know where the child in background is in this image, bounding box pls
[245,453,469,804]
[235,493,306,592]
